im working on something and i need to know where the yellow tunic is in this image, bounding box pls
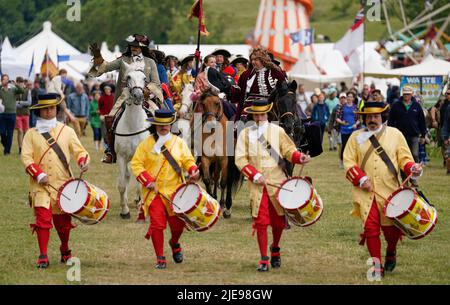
[130,134,197,217]
[170,71,194,103]
[343,126,414,226]
[235,123,298,217]
[21,123,89,214]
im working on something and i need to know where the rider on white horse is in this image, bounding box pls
[88,34,163,164]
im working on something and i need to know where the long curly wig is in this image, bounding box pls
[249,46,280,71]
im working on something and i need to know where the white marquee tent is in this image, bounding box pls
[10,21,88,80]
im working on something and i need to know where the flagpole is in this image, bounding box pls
[194,0,202,81]
[362,1,366,88]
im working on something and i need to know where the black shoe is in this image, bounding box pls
[155,256,167,269]
[170,242,183,264]
[270,246,281,268]
[257,256,270,272]
[60,250,72,263]
[37,254,49,269]
[384,251,397,272]
[371,267,385,279]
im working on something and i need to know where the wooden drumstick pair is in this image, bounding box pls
[46,184,71,201]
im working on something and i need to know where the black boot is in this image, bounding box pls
[155,256,167,269]
[170,242,183,264]
[102,116,116,164]
[257,256,270,272]
[384,251,397,272]
[270,246,281,268]
[37,254,49,269]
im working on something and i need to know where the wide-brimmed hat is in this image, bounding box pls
[229,54,249,65]
[125,34,150,48]
[268,53,281,66]
[180,54,195,67]
[211,49,231,58]
[29,93,61,110]
[355,101,389,115]
[147,109,177,125]
[244,100,273,114]
[402,85,414,95]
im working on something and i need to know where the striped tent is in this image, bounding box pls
[250,0,314,71]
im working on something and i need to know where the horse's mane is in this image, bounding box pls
[199,88,219,102]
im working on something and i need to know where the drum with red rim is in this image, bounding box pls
[276,177,323,227]
[384,187,437,240]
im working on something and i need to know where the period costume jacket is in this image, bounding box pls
[21,123,89,214]
[88,55,161,109]
[343,125,416,226]
[131,134,197,217]
[237,67,286,102]
[235,122,302,218]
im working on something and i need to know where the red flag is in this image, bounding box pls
[189,0,209,36]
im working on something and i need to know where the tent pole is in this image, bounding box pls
[381,0,393,36]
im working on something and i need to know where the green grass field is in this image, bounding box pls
[0,128,449,285]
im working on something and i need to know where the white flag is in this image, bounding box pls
[334,9,365,75]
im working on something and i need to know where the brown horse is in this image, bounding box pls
[197,90,239,218]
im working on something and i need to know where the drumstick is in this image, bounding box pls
[372,190,388,203]
[158,192,181,210]
[266,183,293,192]
[48,184,71,201]
[401,162,423,188]
[75,171,84,194]
[180,183,189,199]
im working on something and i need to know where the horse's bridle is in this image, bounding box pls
[115,70,150,137]
[125,70,148,106]
[202,96,224,124]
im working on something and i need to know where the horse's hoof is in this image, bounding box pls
[223,209,231,219]
[120,212,131,220]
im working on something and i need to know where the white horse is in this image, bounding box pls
[115,62,150,219]
[172,83,195,149]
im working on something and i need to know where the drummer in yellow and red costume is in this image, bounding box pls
[20,93,89,269]
[343,101,423,277]
[131,109,200,269]
[235,100,311,272]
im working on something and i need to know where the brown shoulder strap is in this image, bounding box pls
[361,125,386,171]
[257,133,289,177]
[368,134,400,186]
[41,131,73,177]
[153,134,182,177]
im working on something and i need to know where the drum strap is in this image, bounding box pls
[41,131,73,177]
[153,134,182,178]
[257,134,289,177]
[368,134,400,186]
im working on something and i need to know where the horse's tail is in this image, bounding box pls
[226,155,243,195]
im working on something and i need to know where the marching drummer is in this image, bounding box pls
[343,101,423,277]
[235,100,311,272]
[21,93,89,269]
[131,109,200,269]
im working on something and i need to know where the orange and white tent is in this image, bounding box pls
[250,0,314,71]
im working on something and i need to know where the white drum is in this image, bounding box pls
[276,177,323,227]
[171,183,220,232]
[58,179,110,225]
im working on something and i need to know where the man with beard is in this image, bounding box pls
[343,101,423,278]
